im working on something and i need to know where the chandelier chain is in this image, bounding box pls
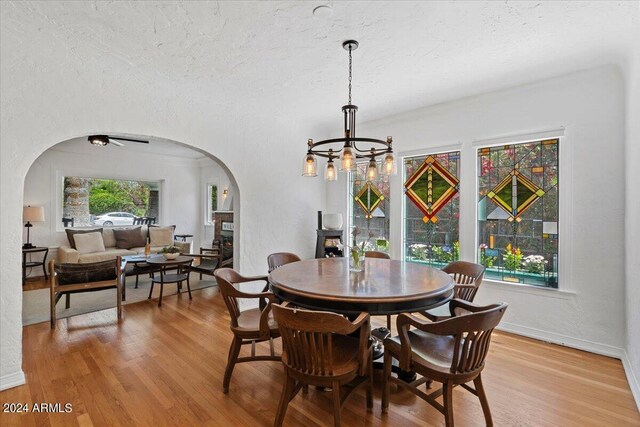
[348,45,352,104]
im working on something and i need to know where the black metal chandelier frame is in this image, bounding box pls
[305,40,393,163]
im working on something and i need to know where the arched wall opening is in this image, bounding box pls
[19,133,241,323]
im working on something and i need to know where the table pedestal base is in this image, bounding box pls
[371,327,417,383]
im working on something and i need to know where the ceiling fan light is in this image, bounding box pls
[88,135,109,146]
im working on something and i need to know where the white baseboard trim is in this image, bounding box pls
[621,351,640,410]
[0,370,26,391]
[497,321,624,359]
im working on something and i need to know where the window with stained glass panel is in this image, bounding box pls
[477,139,559,288]
[349,163,390,252]
[403,151,460,266]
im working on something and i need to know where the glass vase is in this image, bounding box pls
[349,247,366,272]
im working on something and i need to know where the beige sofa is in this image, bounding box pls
[58,227,191,264]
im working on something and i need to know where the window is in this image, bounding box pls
[62,177,159,227]
[206,184,218,225]
[477,139,559,288]
[349,162,390,252]
[403,151,461,266]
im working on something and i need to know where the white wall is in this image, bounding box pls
[329,66,627,356]
[23,141,206,256]
[624,42,640,405]
[0,64,323,391]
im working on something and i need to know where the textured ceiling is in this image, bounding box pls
[2,1,638,138]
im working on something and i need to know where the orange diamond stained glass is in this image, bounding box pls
[404,155,459,223]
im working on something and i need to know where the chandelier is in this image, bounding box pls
[303,40,396,182]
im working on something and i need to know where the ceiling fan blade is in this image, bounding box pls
[109,136,149,144]
[110,140,125,147]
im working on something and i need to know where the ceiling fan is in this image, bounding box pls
[87,135,149,147]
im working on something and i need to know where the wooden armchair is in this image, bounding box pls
[272,303,373,427]
[267,252,301,273]
[422,261,485,322]
[49,257,125,329]
[213,268,281,393]
[182,253,219,279]
[382,299,508,427]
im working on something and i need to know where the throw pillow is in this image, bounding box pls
[149,226,174,247]
[113,227,145,249]
[73,232,106,255]
[65,228,103,249]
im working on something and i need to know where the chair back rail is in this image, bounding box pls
[442,261,485,302]
[272,304,369,377]
[267,252,301,273]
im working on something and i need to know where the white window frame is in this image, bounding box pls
[205,183,219,226]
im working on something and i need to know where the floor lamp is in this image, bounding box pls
[23,206,45,249]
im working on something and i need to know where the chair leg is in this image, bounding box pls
[148,282,154,299]
[332,380,342,426]
[366,353,373,412]
[274,371,295,426]
[135,274,139,289]
[223,336,242,393]
[474,374,493,426]
[386,314,391,331]
[186,275,192,299]
[117,283,123,321]
[381,350,392,413]
[65,293,71,309]
[443,381,454,427]
[50,290,56,329]
[158,281,164,307]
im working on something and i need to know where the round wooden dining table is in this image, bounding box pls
[268,257,455,316]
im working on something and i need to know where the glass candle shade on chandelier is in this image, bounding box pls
[303,40,396,182]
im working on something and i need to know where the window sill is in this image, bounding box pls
[483,279,576,300]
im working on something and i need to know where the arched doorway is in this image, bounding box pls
[20,133,240,324]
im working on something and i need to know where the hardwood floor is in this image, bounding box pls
[1,286,638,426]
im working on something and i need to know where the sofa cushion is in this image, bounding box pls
[102,228,117,248]
[65,228,103,249]
[149,226,173,247]
[79,249,136,264]
[113,227,145,249]
[74,232,106,255]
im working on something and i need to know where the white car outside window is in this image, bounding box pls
[92,212,136,226]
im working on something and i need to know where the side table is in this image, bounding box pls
[22,246,49,285]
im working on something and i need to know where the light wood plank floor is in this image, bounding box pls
[1,286,638,426]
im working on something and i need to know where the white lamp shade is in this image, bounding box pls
[23,206,45,222]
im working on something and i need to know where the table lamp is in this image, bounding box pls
[23,206,45,249]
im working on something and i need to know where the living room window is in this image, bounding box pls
[348,162,390,252]
[477,139,559,288]
[62,176,160,227]
[403,151,461,266]
[206,184,218,225]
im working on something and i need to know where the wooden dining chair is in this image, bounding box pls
[213,268,281,393]
[267,252,301,273]
[272,303,373,427]
[421,261,485,322]
[382,299,508,427]
[363,251,393,329]
[49,257,125,329]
